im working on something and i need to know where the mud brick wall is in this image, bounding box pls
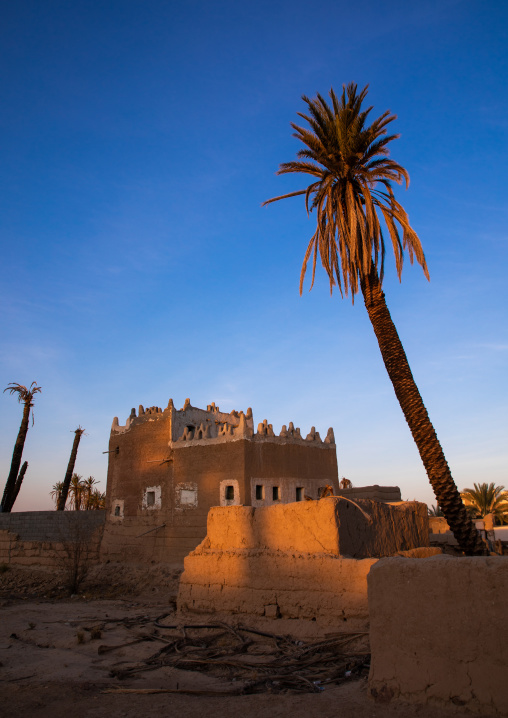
[368,556,508,715]
[178,500,438,624]
[0,511,105,566]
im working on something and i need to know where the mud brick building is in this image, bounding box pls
[101,398,339,563]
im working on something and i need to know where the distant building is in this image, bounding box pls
[101,398,339,563]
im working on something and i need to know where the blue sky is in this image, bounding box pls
[0,0,506,510]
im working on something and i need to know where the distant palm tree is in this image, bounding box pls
[88,489,106,510]
[461,483,508,525]
[69,473,84,510]
[57,427,85,511]
[263,84,484,555]
[82,476,98,510]
[428,504,444,517]
[1,382,41,512]
[50,481,64,509]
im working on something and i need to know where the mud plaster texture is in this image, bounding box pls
[368,555,508,715]
[178,499,437,627]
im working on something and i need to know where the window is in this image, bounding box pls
[272,486,280,501]
[180,489,197,506]
[225,485,235,501]
[296,487,304,502]
[255,484,264,500]
[146,491,155,506]
[114,505,121,516]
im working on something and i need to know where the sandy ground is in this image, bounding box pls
[0,563,494,718]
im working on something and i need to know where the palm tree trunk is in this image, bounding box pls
[360,267,485,555]
[57,428,84,511]
[1,401,31,513]
[6,461,28,512]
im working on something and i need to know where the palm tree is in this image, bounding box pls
[1,382,42,512]
[428,504,444,517]
[50,481,64,509]
[5,461,28,512]
[57,427,85,511]
[69,473,84,510]
[88,489,106,510]
[82,476,98,510]
[263,83,484,555]
[461,483,508,525]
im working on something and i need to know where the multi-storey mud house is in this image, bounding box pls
[101,398,339,563]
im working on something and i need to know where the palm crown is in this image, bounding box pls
[461,483,508,524]
[263,83,429,298]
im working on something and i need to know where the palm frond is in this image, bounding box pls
[264,84,427,298]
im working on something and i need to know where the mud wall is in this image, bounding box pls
[179,551,378,628]
[368,555,508,715]
[201,499,429,558]
[178,500,437,624]
[0,511,105,567]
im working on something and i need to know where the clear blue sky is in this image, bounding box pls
[0,0,506,510]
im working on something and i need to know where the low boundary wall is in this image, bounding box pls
[368,555,508,715]
[0,511,105,566]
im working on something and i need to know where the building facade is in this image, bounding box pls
[101,398,339,563]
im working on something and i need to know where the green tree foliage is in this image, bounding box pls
[461,483,508,525]
[51,475,105,510]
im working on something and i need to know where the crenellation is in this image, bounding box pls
[287,421,302,439]
[305,426,322,443]
[325,427,335,444]
[257,419,275,436]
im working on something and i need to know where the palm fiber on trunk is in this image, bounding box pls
[361,267,484,555]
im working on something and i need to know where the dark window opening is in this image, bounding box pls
[114,505,121,516]
[146,491,155,506]
[255,484,264,500]
[272,486,280,501]
[225,485,235,501]
[296,487,303,502]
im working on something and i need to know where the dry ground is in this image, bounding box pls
[0,563,495,718]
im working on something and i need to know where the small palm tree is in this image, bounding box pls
[50,481,64,509]
[461,483,508,525]
[69,474,84,511]
[263,84,484,554]
[428,504,444,517]
[88,489,106,510]
[82,476,98,510]
[1,382,41,512]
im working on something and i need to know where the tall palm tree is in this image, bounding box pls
[1,382,41,512]
[57,427,85,511]
[263,83,484,555]
[461,483,508,525]
[5,461,28,512]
